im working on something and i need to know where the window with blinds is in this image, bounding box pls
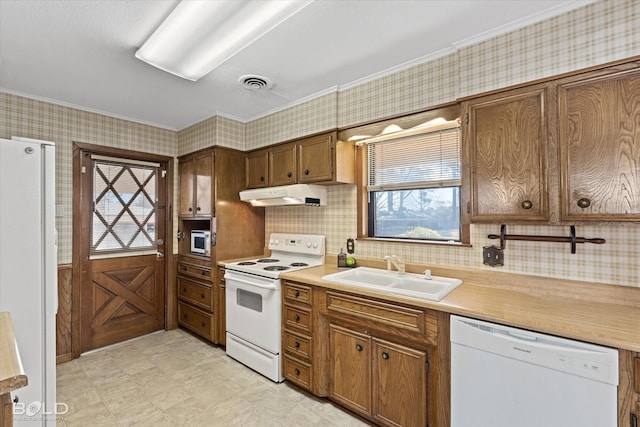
[364,122,462,241]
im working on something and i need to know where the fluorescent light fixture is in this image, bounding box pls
[136,0,313,81]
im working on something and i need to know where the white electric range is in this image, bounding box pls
[224,233,325,382]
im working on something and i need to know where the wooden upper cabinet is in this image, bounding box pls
[245,149,268,188]
[179,151,213,217]
[298,133,334,183]
[558,67,640,221]
[465,84,549,222]
[245,131,354,189]
[268,142,297,187]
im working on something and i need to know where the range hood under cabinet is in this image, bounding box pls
[239,184,327,207]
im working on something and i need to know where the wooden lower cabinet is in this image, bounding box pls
[178,301,214,341]
[282,280,441,427]
[329,324,427,427]
[372,339,427,427]
[1,393,12,427]
[329,325,372,416]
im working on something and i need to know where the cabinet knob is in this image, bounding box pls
[188,207,193,212]
[13,396,19,404]
[382,351,390,360]
[304,169,310,175]
[201,293,205,299]
[294,289,300,297]
[287,172,292,178]
[182,266,187,270]
[294,368,300,375]
[201,322,205,327]
[201,271,206,275]
[577,198,591,208]
[356,343,363,352]
[260,176,264,182]
[294,341,300,348]
[182,287,187,292]
[294,314,300,321]
[196,206,201,212]
[521,200,533,210]
[183,313,188,319]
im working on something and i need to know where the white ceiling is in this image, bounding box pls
[0,0,595,131]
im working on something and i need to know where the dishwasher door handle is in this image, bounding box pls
[507,330,538,341]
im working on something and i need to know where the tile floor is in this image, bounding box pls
[56,328,370,426]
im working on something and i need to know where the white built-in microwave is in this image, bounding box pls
[190,230,211,256]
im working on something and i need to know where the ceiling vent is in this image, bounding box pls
[239,75,273,91]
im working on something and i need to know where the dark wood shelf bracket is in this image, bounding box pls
[488,225,606,254]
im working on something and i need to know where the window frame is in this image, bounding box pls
[347,104,470,246]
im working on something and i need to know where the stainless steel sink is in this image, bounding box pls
[321,267,462,301]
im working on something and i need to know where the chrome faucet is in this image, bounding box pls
[383,255,405,275]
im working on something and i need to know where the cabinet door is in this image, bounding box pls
[298,133,333,183]
[329,324,371,417]
[178,158,194,216]
[372,338,427,427]
[559,69,640,221]
[467,85,548,221]
[269,143,297,186]
[246,150,268,188]
[193,153,213,217]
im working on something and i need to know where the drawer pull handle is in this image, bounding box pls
[13,396,19,404]
[294,290,300,297]
[356,344,363,352]
[294,341,300,348]
[201,271,206,275]
[521,200,533,210]
[188,207,193,212]
[201,293,205,299]
[182,287,187,292]
[304,169,310,175]
[294,314,300,321]
[382,351,389,360]
[287,172,292,178]
[260,176,264,182]
[201,321,205,327]
[294,368,300,375]
[196,206,201,212]
[183,313,187,319]
[182,266,187,271]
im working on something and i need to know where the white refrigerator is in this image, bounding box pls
[0,137,57,426]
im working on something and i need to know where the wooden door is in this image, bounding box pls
[269,143,297,186]
[329,324,371,417]
[246,150,268,188]
[298,133,333,183]
[79,152,167,352]
[466,85,549,221]
[372,338,427,427]
[558,68,640,221]
[178,157,194,216]
[194,153,213,217]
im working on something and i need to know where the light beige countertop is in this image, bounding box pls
[0,312,28,395]
[275,259,640,353]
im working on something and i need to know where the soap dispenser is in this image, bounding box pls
[337,248,347,268]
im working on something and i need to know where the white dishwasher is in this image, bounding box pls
[450,315,618,427]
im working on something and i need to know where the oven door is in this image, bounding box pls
[224,270,281,354]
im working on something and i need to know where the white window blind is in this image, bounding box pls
[367,125,461,192]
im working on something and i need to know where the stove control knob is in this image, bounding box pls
[274,239,280,246]
[312,242,319,248]
[269,239,274,245]
[306,241,312,248]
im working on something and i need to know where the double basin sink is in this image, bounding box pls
[321,267,462,302]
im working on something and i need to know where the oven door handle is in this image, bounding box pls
[225,272,278,290]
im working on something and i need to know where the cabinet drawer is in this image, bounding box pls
[283,355,312,390]
[284,303,312,333]
[178,302,214,341]
[283,281,313,304]
[326,291,424,335]
[177,277,213,311]
[284,330,312,360]
[177,262,212,282]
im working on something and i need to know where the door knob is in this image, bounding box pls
[156,252,165,259]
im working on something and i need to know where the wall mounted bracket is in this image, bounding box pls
[487,225,606,254]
